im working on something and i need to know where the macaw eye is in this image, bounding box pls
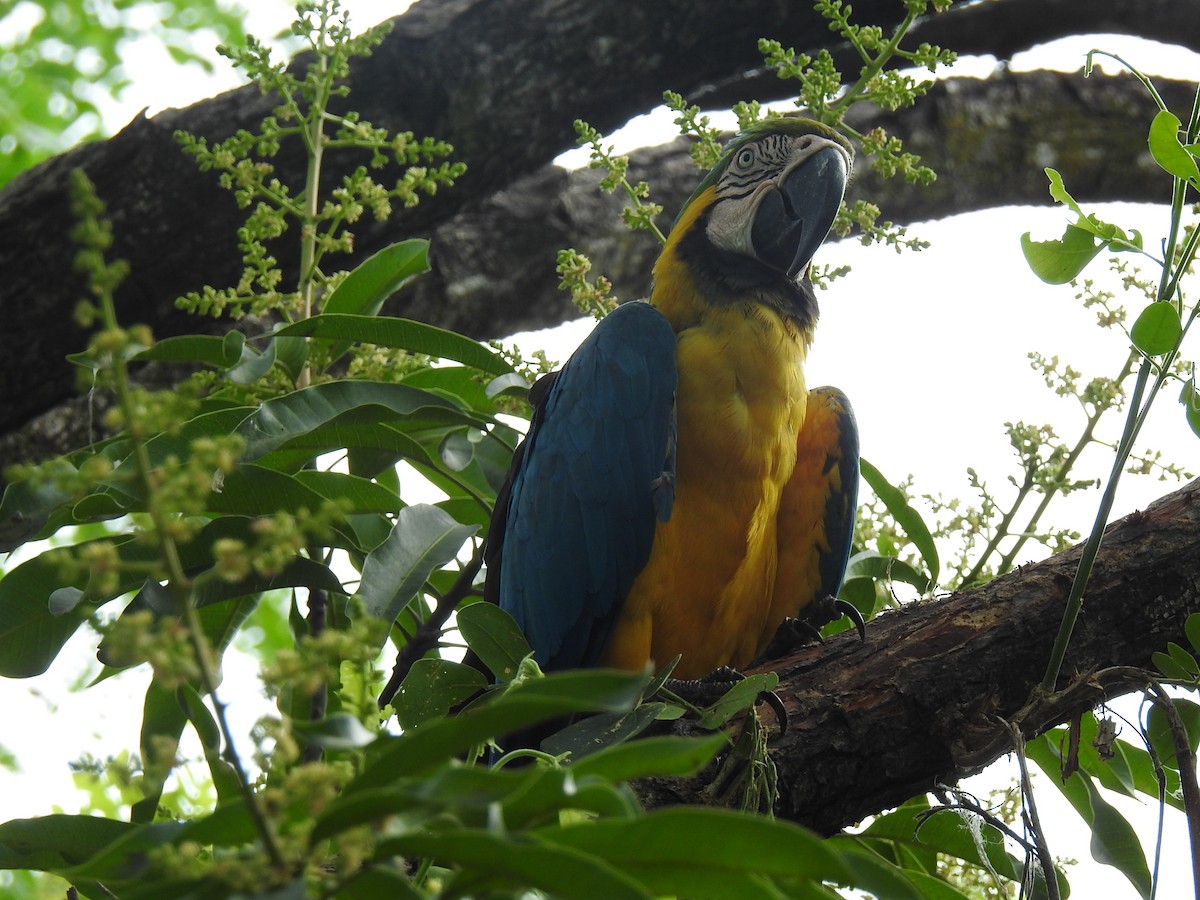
[735,147,756,169]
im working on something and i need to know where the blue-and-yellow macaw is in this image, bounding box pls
[485,117,859,683]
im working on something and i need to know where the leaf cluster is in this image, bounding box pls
[0,0,248,187]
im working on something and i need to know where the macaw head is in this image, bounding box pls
[655,117,852,328]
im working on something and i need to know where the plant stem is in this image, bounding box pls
[1039,359,1151,692]
[96,274,288,871]
[1038,78,1200,693]
[1147,680,1200,899]
[960,349,1133,588]
[296,3,333,390]
[1011,720,1060,900]
[992,350,1138,577]
[960,466,1035,588]
[831,8,918,113]
[184,604,289,870]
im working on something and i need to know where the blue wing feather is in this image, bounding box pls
[495,301,677,671]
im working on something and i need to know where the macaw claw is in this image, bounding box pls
[754,595,867,664]
[799,594,867,642]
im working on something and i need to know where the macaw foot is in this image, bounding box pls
[665,666,789,734]
[755,595,867,664]
[806,594,867,641]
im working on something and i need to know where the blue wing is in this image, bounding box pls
[485,301,677,672]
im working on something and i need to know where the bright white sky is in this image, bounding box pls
[2,2,1199,897]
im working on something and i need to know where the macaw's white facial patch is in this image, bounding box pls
[705,133,851,266]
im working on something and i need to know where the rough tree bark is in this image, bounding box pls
[1,0,1196,472]
[638,478,1200,835]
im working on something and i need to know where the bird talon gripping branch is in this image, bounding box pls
[484,119,860,751]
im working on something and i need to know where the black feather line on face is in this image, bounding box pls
[675,207,819,330]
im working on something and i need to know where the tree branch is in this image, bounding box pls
[636,478,1200,835]
[0,0,1195,463]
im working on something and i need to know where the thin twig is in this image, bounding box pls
[1010,719,1061,900]
[1145,679,1200,899]
[378,544,485,707]
[927,787,1040,857]
[1136,694,1170,900]
[302,581,329,764]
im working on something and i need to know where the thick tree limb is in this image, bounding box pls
[0,0,1195,451]
[2,69,1190,477]
[400,69,1192,338]
[636,478,1200,835]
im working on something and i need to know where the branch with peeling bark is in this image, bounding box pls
[635,478,1200,836]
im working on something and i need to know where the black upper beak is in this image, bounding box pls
[750,146,848,279]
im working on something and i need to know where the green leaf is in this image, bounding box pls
[383,827,651,900]
[404,365,494,412]
[843,549,929,591]
[1152,649,1192,681]
[177,684,242,801]
[349,669,649,787]
[390,658,487,729]
[0,814,135,871]
[439,425,516,494]
[569,733,728,782]
[1048,714,1167,807]
[1186,612,1200,655]
[59,818,184,885]
[226,336,279,384]
[1167,640,1200,677]
[331,868,424,900]
[293,469,401,513]
[533,807,852,894]
[859,458,939,589]
[1045,167,1086,217]
[0,477,78,552]
[456,601,532,682]
[318,764,635,846]
[1146,697,1200,767]
[696,673,778,729]
[130,681,190,824]
[1178,378,1200,439]
[292,713,378,750]
[826,842,931,900]
[861,797,1035,888]
[210,465,363,519]
[1027,734,1151,897]
[174,800,258,848]
[1148,109,1200,183]
[130,596,259,821]
[541,703,669,759]
[0,548,91,677]
[353,503,477,638]
[133,331,246,368]
[273,314,513,376]
[335,867,424,900]
[95,557,269,671]
[237,381,484,464]
[1021,223,1102,284]
[272,334,309,381]
[117,555,341,637]
[486,371,532,398]
[1130,302,1182,357]
[324,239,430,317]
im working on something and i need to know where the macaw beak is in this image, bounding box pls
[750,145,848,279]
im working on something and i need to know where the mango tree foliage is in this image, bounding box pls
[0,0,249,186]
